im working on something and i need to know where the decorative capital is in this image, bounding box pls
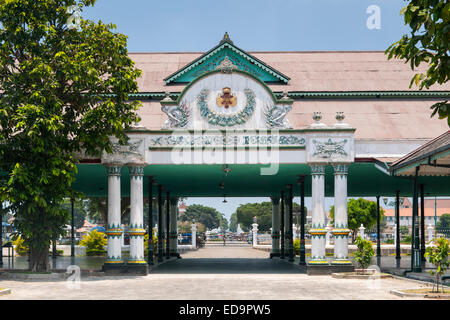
[309,164,326,175]
[332,164,349,175]
[270,197,280,205]
[128,165,144,177]
[105,165,122,176]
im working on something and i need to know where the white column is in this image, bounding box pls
[127,165,146,265]
[331,164,352,265]
[308,164,328,265]
[105,165,123,265]
[271,197,280,257]
[169,198,178,256]
[191,223,197,249]
[252,222,258,247]
[293,224,298,241]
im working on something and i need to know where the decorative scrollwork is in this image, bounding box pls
[265,104,292,128]
[161,101,190,129]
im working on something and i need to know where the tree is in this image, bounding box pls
[181,204,226,231]
[229,212,238,232]
[386,1,450,126]
[330,198,384,242]
[236,202,272,232]
[0,0,141,271]
[437,213,450,229]
[235,201,305,232]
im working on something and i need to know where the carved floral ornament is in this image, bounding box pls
[312,138,348,159]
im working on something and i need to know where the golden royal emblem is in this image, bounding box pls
[216,87,237,109]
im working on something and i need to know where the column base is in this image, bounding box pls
[170,252,181,259]
[331,259,353,265]
[102,264,149,275]
[127,259,148,265]
[308,259,329,265]
[270,252,281,259]
[306,264,354,275]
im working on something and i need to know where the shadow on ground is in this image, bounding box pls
[150,258,306,274]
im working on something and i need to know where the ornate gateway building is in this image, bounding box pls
[73,34,450,274]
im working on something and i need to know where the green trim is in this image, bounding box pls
[124,90,450,101]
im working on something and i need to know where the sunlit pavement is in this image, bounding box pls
[0,246,435,300]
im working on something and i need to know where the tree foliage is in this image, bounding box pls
[437,213,450,229]
[235,201,304,232]
[386,0,450,126]
[330,198,384,241]
[181,204,227,231]
[0,0,141,271]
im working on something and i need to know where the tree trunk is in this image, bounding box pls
[29,244,50,272]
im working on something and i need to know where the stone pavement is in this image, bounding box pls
[0,246,437,300]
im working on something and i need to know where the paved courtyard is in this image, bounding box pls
[0,245,436,300]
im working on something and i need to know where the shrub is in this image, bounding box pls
[384,239,394,244]
[144,232,158,256]
[424,238,449,293]
[79,230,107,256]
[12,236,28,256]
[354,236,374,270]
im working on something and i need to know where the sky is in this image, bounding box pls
[83,0,410,52]
[82,0,411,221]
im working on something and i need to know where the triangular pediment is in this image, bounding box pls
[164,33,290,85]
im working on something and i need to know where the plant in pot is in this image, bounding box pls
[354,236,375,274]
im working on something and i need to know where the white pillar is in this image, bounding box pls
[252,222,259,247]
[191,223,197,249]
[127,165,146,265]
[105,165,123,265]
[331,164,352,265]
[169,198,178,256]
[293,224,298,241]
[271,197,280,257]
[427,224,434,243]
[309,164,328,265]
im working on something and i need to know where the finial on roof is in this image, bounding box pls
[220,32,233,44]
